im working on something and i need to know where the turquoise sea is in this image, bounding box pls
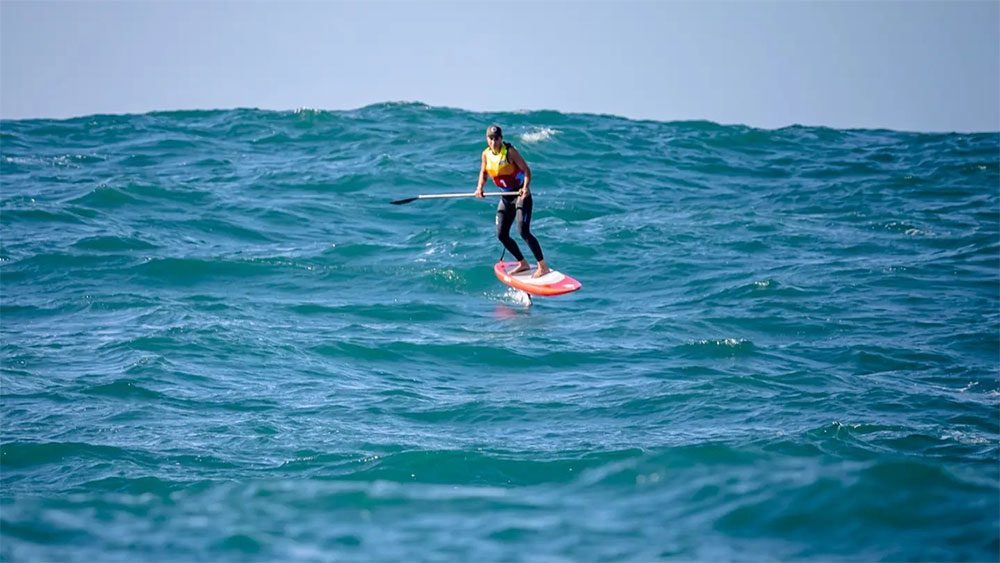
[1,103,998,561]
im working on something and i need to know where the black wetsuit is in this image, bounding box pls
[496,193,543,262]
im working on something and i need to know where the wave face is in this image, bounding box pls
[2,103,998,561]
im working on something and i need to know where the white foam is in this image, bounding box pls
[696,338,749,347]
[520,127,557,143]
[505,287,533,307]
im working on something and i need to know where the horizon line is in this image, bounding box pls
[1,101,997,136]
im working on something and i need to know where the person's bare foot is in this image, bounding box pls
[532,262,551,278]
[509,261,531,275]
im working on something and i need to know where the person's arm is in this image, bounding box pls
[475,152,488,197]
[509,147,532,197]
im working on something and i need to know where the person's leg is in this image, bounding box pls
[497,196,528,271]
[516,195,550,277]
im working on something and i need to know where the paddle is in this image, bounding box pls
[390,192,520,205]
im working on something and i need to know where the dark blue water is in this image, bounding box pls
[2,103,998,561]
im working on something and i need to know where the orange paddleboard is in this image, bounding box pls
[494,261,582,297]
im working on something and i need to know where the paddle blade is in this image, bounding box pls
[390,197,418,205]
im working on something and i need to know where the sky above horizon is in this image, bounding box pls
[1,1,998,132]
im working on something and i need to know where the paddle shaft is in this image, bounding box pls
[391,191,523,205]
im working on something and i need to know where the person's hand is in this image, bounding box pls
[518,187,529,201]
[474,187,484,198]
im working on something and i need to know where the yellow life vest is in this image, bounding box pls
[483,142,524,190]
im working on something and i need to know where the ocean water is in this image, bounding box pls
[1,103,997,561]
